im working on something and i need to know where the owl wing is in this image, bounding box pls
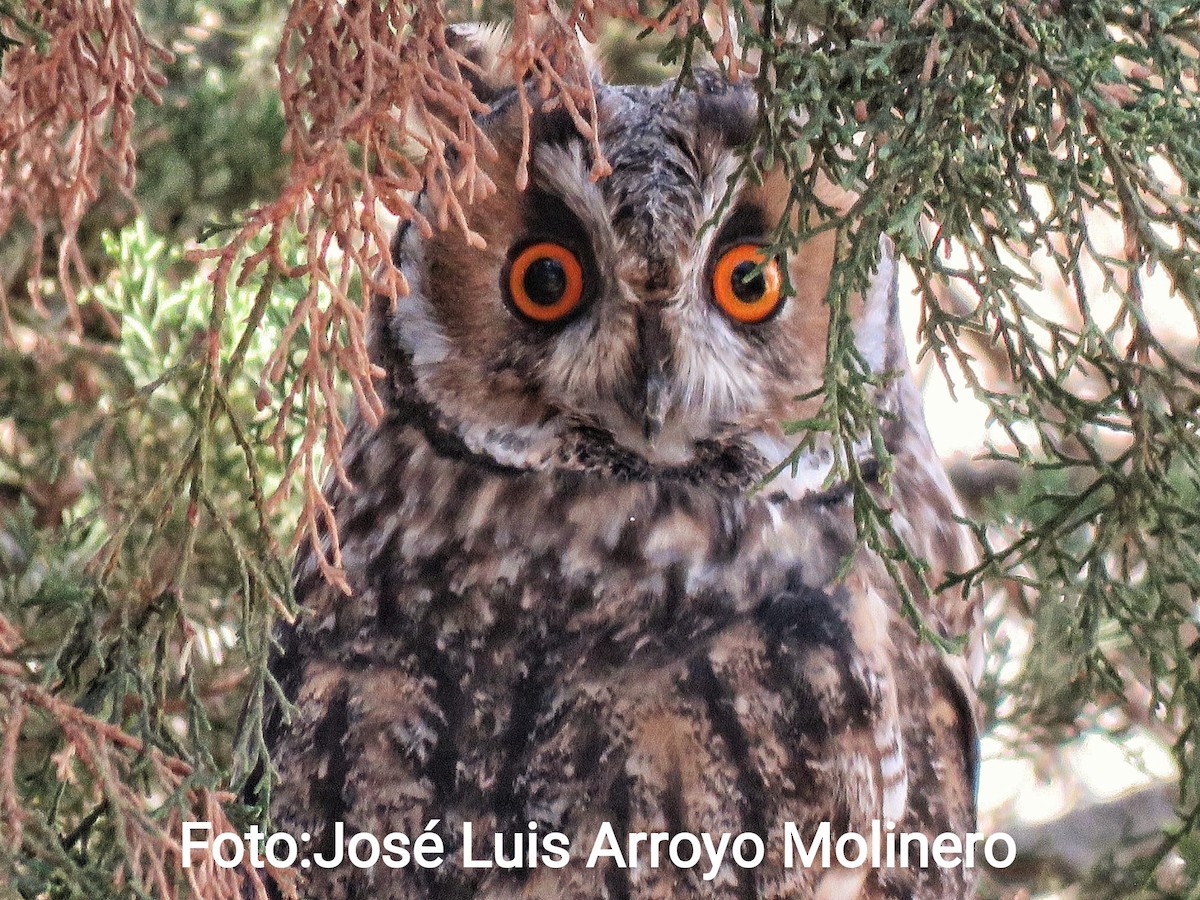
[711,567,979,898]
[753,571,908,828]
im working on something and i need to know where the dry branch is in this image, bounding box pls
[0,0,170,333]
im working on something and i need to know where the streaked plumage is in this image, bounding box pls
[268,29,982,900]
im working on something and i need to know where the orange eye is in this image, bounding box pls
[711,244,784,324]
[506,242,585,323]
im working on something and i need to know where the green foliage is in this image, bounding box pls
[132,0,287,238]
[0,219,325,895]
[667,0,1200,892]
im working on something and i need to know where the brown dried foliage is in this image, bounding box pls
[0,0,171,333]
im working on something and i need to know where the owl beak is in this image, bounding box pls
[642,372,669,442]
[632,303,673,444]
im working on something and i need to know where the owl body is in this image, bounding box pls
[268,39,980,900]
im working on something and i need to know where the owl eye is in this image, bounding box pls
[711,244,784,324]
[506,242,585,323]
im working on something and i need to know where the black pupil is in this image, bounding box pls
[731,260,766,302]
[523,257,568,306]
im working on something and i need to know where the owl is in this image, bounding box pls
[265,25,983,900]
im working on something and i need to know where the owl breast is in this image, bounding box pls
[268,409,977,900]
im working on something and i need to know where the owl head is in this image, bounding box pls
[377,27,912,493]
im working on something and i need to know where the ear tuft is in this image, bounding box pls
[694,69,757,148]
[447,22,514,106]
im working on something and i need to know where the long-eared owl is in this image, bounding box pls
[267,24,983,900]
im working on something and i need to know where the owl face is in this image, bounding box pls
[383,65,904,485]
